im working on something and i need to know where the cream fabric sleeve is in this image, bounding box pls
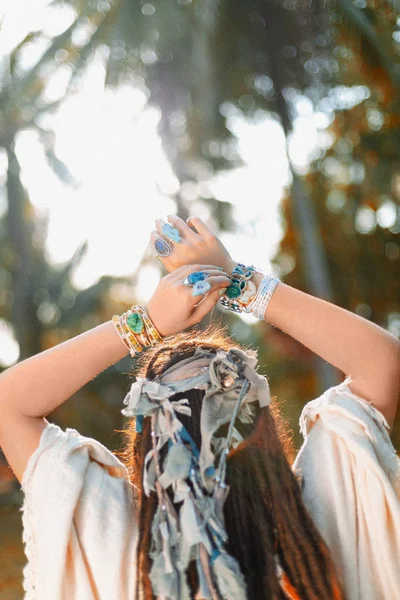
[293,377,400,600]
[20,422,138,600]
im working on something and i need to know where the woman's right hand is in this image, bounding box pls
[146,264,231,337]
[151,215,237,275]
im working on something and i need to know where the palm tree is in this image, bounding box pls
[1,0,399,373]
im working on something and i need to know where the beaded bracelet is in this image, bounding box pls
[134,305,163,345]
[246,274,281,320]
[125,310,149,348]
[113,305,163,356]
[219,263,260,313]
[113,314,143,355]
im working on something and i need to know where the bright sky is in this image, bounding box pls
[0,0,329,366]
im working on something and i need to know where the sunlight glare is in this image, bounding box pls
[0,320,20,367]
[136,264,163,303]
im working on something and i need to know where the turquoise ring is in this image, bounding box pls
[188,271,208,285]
[192,280,211,297]
[182,271,209,286]
[162,223,181,243]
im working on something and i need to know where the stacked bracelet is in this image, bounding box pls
[113,305,163,356]
[246,274,281,320]
[134,305,163,345]
[219,263,260,313]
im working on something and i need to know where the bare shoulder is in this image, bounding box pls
[0,408,48,484]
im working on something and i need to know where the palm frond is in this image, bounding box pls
[9,32,43,77]
[60,241,89,279]
[35,127,79,186]
[11,17,79,100]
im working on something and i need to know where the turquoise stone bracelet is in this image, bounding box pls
[127,312,144,334]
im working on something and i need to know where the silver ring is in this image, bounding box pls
[154,237,173,258]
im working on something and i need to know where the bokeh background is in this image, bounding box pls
[0,0,399,597]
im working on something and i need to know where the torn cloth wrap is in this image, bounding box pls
[121,347,271,600]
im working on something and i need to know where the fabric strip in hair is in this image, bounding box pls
[121,347,271,600]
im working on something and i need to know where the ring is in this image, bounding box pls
[182,271,208,287]
[192,280,211,297]
[162,223,181,243]
[154,237,173,258]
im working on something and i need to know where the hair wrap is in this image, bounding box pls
[121,347,271,599]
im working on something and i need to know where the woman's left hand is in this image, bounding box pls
[151,215,237,275]
[146,265,231,337]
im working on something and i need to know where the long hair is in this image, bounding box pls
[117,326,344,600]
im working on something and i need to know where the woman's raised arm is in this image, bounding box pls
[153,215,400,428]
[255,275,399,427]
[0,265,230,482]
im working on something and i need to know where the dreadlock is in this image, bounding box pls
[116,325,345,600]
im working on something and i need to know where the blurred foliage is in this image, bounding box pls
[0,0,399,503]
[274,1,400,447]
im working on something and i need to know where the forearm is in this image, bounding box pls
[149,215,399,423]
[0,321,129,419]
[253,273,399,423]
[0,263,230,422]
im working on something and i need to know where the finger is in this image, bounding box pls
[190,286,224,322]
[203,269,230,279]
[186,216,214,238]
[177,269,230,287]
[188,274,231,300]
[155,218,183,244]
[205,274,231,287]
[181,272,230,292]
[170,264,226,282]
[167,214,198,240]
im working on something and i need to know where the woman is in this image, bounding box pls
[0,216,398,600]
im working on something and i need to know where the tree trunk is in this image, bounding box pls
[259,0,339,391]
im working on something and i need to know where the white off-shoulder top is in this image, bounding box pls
[20,378,400,599]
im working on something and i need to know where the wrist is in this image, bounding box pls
[112,305,164,356]
[218,262,281,319]
[224,258,240,275]
[247,274,281,320]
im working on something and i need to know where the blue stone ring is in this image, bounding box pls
[154,237,173,258]
[162,223,182,244]
[182,271,208,286]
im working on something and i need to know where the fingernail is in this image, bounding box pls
[218,288,227,297]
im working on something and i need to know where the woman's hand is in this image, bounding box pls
[146,264,231,337]
[151,215,237,275]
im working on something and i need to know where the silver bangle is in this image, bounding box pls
[246,275,281,320]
